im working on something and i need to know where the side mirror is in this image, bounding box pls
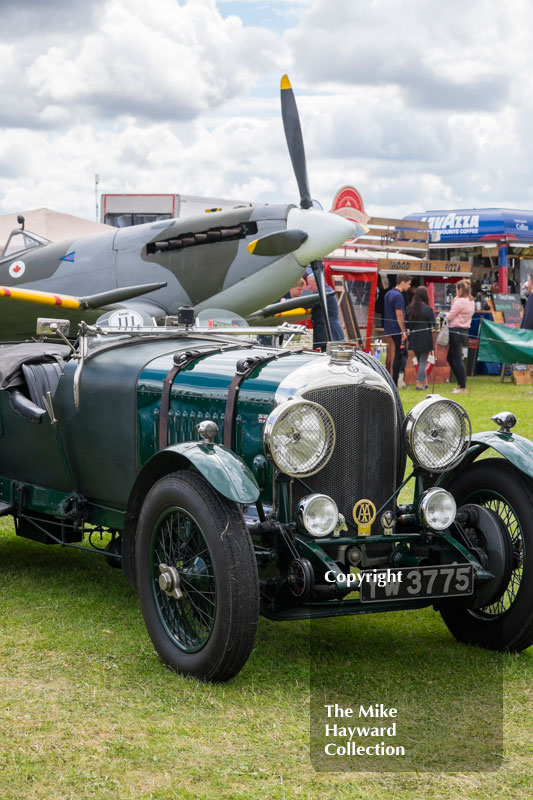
[36,318,71,338]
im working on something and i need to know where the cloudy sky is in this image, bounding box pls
[1,0,532,222]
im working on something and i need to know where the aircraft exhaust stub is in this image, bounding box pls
[146,222,258,255]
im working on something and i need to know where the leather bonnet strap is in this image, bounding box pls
[223,349,302,449]
[158,345,242,450]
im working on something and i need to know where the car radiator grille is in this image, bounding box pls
[298,385,398,535]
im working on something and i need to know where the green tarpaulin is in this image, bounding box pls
[478,319,533,364]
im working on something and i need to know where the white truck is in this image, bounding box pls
[100,193,252,228]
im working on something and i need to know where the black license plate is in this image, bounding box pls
[359,565,474,603]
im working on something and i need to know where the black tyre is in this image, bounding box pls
[136,471,259,681]
[441,459,533,652]
[104,535,122,569]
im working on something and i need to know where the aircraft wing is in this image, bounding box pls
[0,282,167,340]
[0,281,167,310]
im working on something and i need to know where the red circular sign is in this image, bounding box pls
[332,185,365,214]
[331,186,368,225]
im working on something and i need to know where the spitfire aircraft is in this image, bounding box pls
[0,77,363,341]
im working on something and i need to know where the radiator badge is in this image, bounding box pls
[353,499,376,536]
[380,510,396,535]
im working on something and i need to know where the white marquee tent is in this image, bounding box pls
[0,208,114,251]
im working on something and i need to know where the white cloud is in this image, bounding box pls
[3,0,283,127]
[0,108,287,219]
[277,0,533,214]
[284,0,529,114]
[217,1,306,4]
[1,0,533,222]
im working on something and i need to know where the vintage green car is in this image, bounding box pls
[0,315,532,681]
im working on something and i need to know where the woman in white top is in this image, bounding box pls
[446,279,475,394]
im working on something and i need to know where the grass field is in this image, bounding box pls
[0,377,531,800]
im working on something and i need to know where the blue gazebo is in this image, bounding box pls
[404,208,533,292]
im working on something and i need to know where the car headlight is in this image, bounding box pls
[419,488,457,530]
[403,396,471,472]
[263,399,335,477]
[298,494,339,536]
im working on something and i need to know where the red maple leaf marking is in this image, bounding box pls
[12,265,21,273]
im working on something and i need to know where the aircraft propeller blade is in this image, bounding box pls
[280,75,338,343]
[310,259,332,343]
[248,229,308,257]
[281,75,313,210]
[248,291,321,319]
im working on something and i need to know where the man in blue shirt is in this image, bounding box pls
[384,276,412,386]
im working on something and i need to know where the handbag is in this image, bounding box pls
[436,321,449,347]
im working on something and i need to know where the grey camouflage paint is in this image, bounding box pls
[0,204,303,339]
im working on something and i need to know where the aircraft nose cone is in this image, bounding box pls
[287,207,362,266]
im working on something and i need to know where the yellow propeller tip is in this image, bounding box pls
[280,75,291,91]
[248,239,258,254]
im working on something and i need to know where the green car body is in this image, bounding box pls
[0,324,532,681]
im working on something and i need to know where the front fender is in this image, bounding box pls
[122,442,259,587]
[163,442,260,504]
[439,430,533,485]
[470,431,533,478]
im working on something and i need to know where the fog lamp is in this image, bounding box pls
[419,488,457,531]
[298,494,338,537]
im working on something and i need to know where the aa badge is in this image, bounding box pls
[352,499,376,536]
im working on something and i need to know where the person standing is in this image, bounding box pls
[406,286,436,390]
[303,267,344,351]
[446,279,475,394]
[384,276,412,386]
[520,273,533,329]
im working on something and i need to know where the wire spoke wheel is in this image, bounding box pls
[441,459,533,652]
[136,471,259,681]
[464,492,524,619]
[151,508,216,653]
